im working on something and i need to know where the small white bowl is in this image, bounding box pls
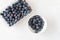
[28,15,47,34]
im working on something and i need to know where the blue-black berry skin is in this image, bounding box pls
[1,0,32,26]
[28,15,44,33]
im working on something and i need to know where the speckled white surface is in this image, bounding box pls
[0,0,60,40]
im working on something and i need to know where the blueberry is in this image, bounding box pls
[1,0,32,26]
[28,15,44,33]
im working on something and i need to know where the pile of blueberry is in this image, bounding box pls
[28,15,44,33]
[1,0,32,26]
